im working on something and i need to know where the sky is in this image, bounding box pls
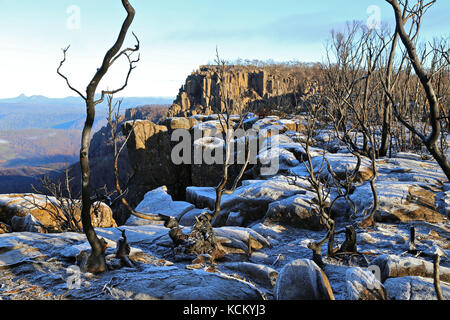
[0,0,449,99]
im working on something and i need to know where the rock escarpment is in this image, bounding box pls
[122,114,306,208]
[168,65,317,117]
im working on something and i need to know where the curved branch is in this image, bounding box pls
[57,46,87,101]
[95,51,141,106]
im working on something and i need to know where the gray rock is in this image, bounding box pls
[384,276,450,300]
[11,214,45,233]
[345,267,387,300]
[264,193,323,231]
[186,177,305,226]
[226,211,245,226]
[223,262,278,288]
[178,208,207,226]
[109,266,264,300]
[274,259,335,300]
[371,254,450,283]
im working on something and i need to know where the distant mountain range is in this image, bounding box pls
[0,94,174,193]
[0,94,174,107]
[0,94,174,131]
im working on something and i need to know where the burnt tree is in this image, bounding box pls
[386,0,450,180]
[57,0,140,273]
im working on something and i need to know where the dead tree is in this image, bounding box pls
[26,166,82,233]
[163,49,251,261]
[286,101,355,267]
[386,0,450,181]
[57,0,140,273]
[204,48,251,223]
[322,23,381,227]
[106,95,162,223]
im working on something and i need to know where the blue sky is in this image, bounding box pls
[0,0,449,99]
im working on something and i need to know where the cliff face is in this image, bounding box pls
[121,113,307,212]
[168,65,313,117]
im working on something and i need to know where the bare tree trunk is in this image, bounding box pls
[387,0,450,181]
[379,31,399,157]
[57,0,139,273]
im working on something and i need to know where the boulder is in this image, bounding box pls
[377,157,446,186]
[179,208,208,226]
[223,262,278,287]
[225,211,245,226]
[264,193,323,231]
[371,254,450,283]
[186,177,305,226]
[345,267,387,300]
[162,117,199,131]
[341,181,444,223]
[256,145,300,173]
[276,119,299,132]
[12,214,45,233]
[214,227,271,257]
[384,276,450,300]
[191,120,225,138]
[0,194,117,233]
[290,153,374,183]
[126,186,194,226]
[274,259,335,300]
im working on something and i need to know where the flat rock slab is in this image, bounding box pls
[71,266,264,300]
[384,276,450,300]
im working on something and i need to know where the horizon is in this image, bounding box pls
[1,0,449,99]
[0,93,176,101]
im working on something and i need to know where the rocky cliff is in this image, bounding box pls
[168,64,318,117]
[121,114,306,214]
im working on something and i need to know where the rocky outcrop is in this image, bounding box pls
[0,228,263,300]
[122,120,191,203]
[186,177,307,227]
[122,113,307,209]
[264,191,324,231]
[168,65,316,117]
[0,194,116,233]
